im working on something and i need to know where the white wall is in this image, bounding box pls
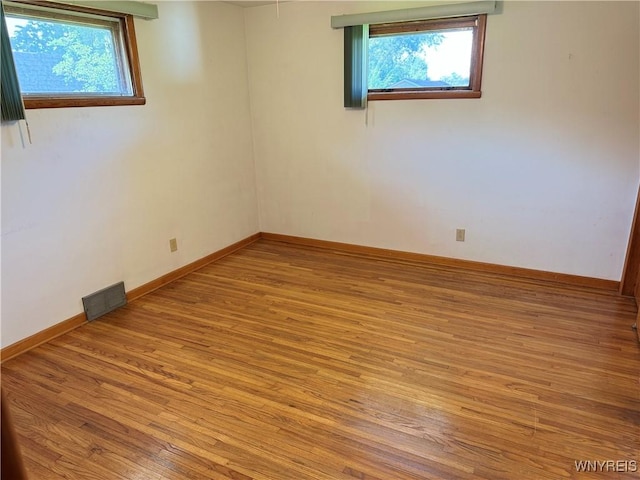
[245,1,640,280]
[1,2,259,348]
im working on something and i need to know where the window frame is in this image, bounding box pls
[367,14,487,101]
[4,0,145,109]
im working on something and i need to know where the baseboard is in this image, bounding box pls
[260,232,620,292]
[0,313,87,363]
[0,233,261,363]
[126,233,261,302]
[0,230,621,362]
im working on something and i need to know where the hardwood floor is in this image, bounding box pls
[2,240,639,479]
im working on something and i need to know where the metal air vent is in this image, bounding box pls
[82,281,127,321]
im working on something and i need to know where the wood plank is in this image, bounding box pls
[2,240,638,480]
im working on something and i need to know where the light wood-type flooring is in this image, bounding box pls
[2,240,639,479]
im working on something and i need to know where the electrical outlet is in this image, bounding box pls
[169,238,178,252]
[456,229,465,242]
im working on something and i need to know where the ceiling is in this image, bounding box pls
[224,1,278,7]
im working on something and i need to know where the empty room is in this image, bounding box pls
[1,0,639,478]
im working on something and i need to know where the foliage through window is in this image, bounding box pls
[4,1,145,108]
[368,15,486,100]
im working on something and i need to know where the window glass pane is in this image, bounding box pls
[368,28,473,90]
[6,14,130,96]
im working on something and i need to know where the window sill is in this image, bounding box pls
[24,96,146,109]
[368,90,482,101]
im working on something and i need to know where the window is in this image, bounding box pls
[335,1,496,107]
[4,1,145,109]
[368,15,486,101]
